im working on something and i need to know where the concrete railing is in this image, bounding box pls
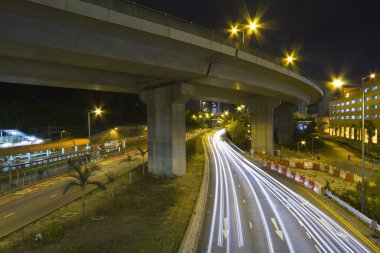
[178,134,209,253]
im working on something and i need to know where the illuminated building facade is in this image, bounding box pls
[328,76,380,144]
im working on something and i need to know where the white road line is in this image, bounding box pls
[315,244,322,253]
[306,231,311,239]
[249,221,252,229]
[50,194,57,198]
[243,199,246,204]
[4,212,15,218]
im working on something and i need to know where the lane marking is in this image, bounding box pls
[223,217,229,239]
[4,212,15,218]
[306,231,311,239]
[315,244,322,253]
[271,218,284,241]
[249,221,252,229]
[50,194,57,198]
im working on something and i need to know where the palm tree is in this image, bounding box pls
[105,172,117,198]
[63,165,106,218]
[138,147,148,176]
[119,155,133,184]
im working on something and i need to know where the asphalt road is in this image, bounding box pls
[0,154,142,238]
[198,129,372,253]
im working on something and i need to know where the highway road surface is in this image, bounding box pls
[198,129,373,253]
[0,155,141,238]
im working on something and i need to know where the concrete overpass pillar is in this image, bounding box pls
[140,84,190,177]
[249,97,281,155]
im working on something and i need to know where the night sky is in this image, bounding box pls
[1,0,379,137]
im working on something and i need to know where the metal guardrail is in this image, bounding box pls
[323,189,380,233]
[78,0,315,81]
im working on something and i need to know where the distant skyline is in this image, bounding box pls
[135,0,380,85]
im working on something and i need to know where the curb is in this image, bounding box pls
[178,134,209,253]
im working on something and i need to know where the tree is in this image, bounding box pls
[359,120,376,144]
[119,155,133,184]
[63,165,106,218]
[138,147,148,176]
[105,172,117,198]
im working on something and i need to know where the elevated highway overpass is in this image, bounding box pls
[0,0,323,176]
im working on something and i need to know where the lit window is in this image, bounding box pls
[345,116,350,119]
[351,116,355,119]
[351,108,356,112]
[351,100,356,104]
[372,86,378,91]
[366,97,370,101]
[346,109,350,112]
[346,102,350,105]
[366,105,369,110]
[372,105,378,109]
[365,88,369,93]
[357,98,362,103]
[357,115,362,119]
[357,107,362,111]
[372,114,378,119]
[337,109,340,113]
[365,115,369,119]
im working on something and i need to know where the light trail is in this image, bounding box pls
[202,129,373,253]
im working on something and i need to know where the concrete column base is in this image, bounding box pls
[249,97,281,155]
[140,85,187,177]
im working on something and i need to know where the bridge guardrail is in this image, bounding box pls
[323,189,380,233]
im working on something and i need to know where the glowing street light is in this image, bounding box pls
[60,130,65,140]
[229,19,261,44]
[249,21,258,31]
[370,73,376,79]
[297,140,306,151]
[231,26,238,35]
[332,78,344,87]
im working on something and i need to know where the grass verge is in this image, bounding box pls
[0,134,205,253]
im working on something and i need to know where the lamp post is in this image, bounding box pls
[230,21,259,45]
[88,108,102,146]
[60,130,65,140]
[297,140,306,152]
[333,73,377,213]
[359,73,376,212]
[311,136,319,157]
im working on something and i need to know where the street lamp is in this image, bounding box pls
[333,74,377,213]
[60,130,66,140]
[358,73,377,212]
[88,107,102,145]
[229,20,260,44]
[297,140,306,151]
[311,136,319,157]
